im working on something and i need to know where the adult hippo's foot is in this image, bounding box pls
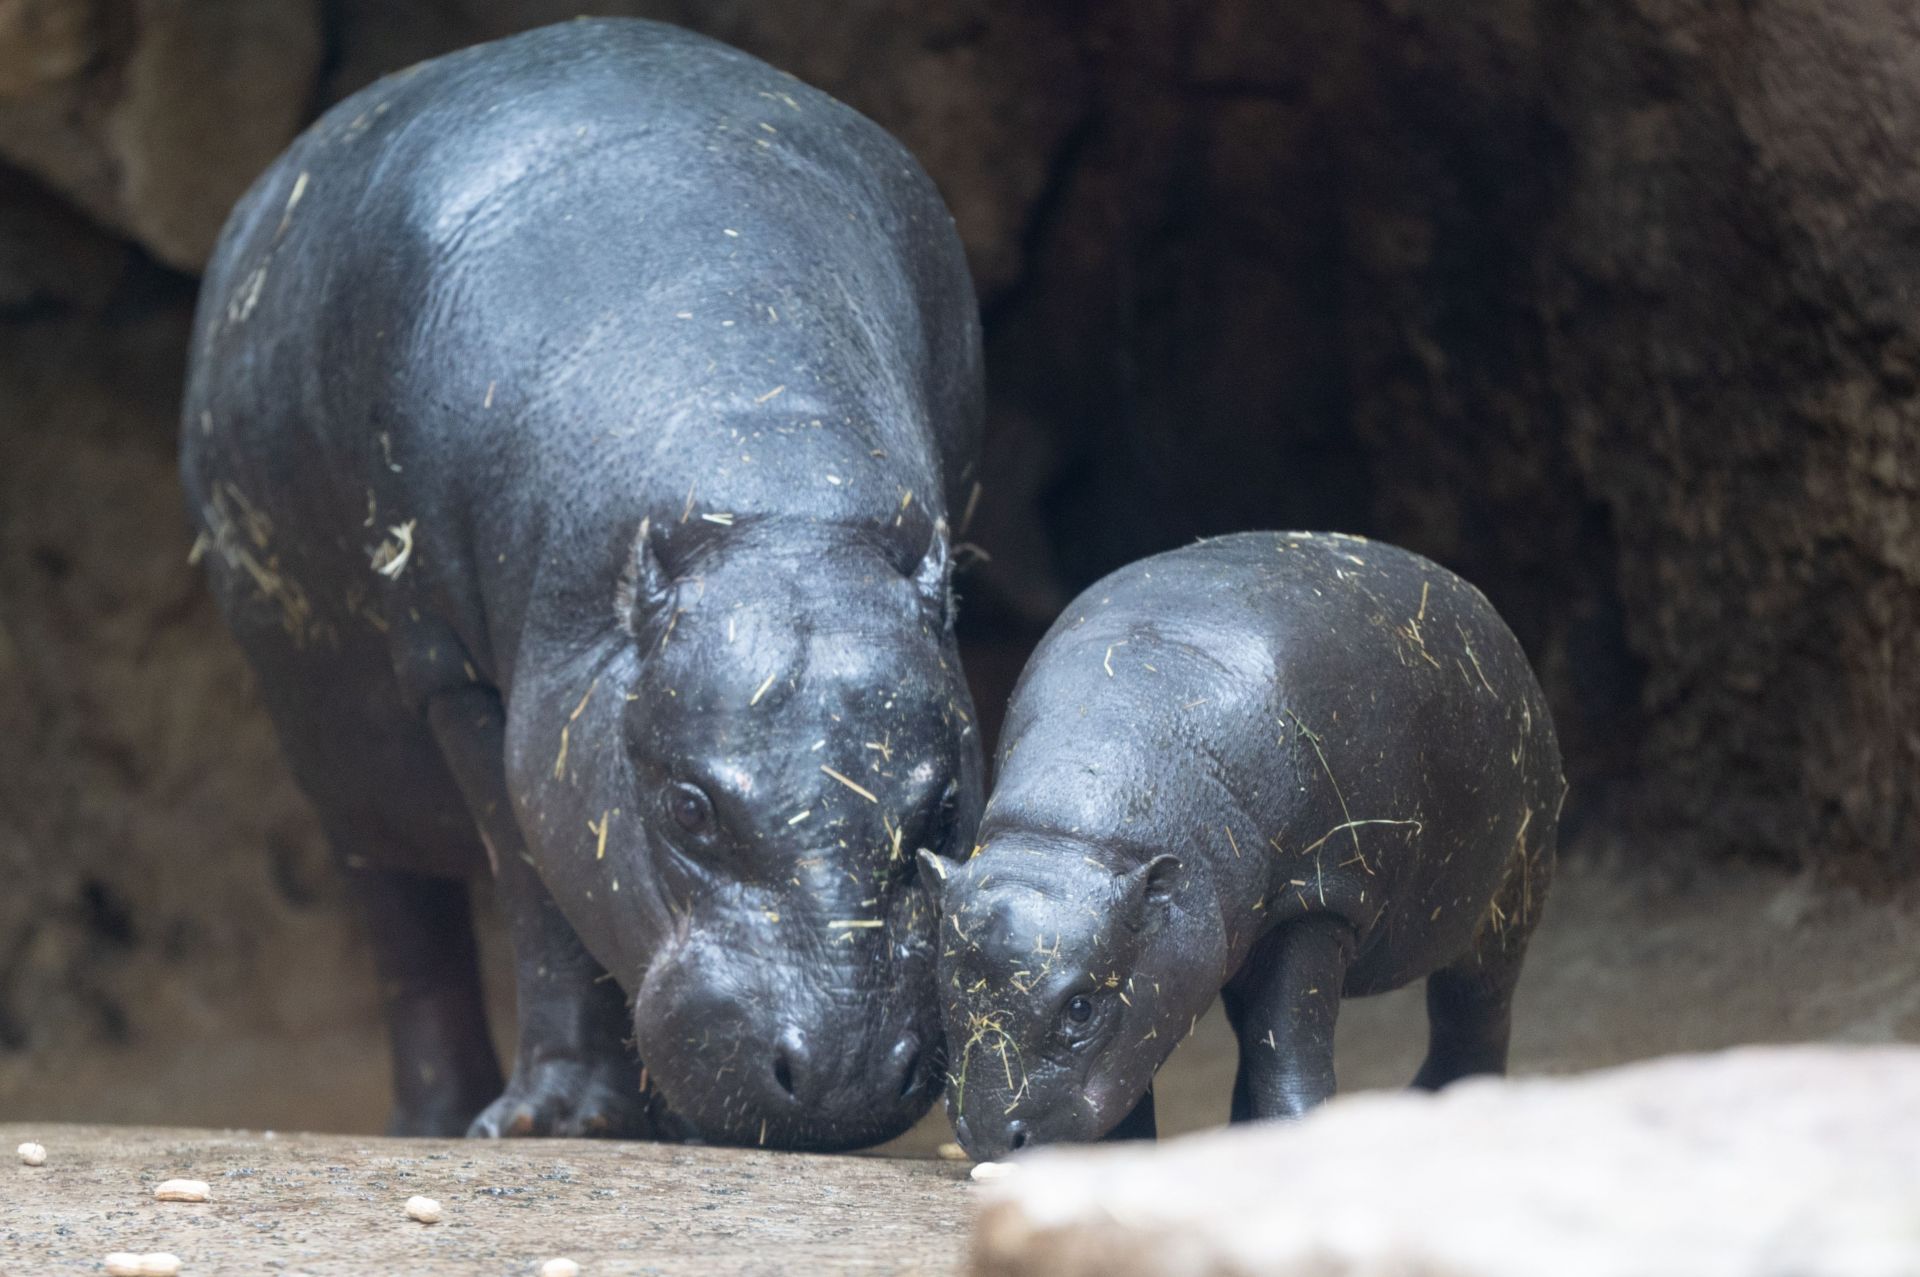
[468,1056,656,1139]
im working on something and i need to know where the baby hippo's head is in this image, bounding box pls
[919,836,1207,1159]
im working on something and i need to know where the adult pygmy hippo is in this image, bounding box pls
[181,18,985,1151]
[923,532,1563,1158]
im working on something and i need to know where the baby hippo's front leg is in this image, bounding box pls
[1102,1086,1156,1142]
[1222,916,1356,1121]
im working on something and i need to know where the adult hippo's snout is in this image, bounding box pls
[769,1024,937,1110]
[634,915,944,1150]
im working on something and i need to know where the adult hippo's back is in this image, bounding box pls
[180,18,984,1151]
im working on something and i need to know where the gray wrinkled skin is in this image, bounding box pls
[927,533,1562,1158]
[180,19,983,1151]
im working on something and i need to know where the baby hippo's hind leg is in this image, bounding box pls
[1412,828,1554,1090]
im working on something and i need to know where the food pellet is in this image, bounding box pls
[540,1260,581,1277]
[104,1256,181,1277]
[934,1142,967,1161]
[154,1178,211,1202]
[969,1160,1017,1182]
[17,1142,45,1166]
[406,1194,443,1223]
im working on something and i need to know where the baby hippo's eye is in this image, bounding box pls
[1060,992,1100,1041]
[666,781,715,837]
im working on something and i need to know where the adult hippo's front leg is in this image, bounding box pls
[426,684,658,1138]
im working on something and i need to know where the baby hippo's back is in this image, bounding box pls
[986,532,1562,992]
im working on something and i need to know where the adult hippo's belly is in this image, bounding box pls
[178,18,985,1151]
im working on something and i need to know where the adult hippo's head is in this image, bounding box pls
[572,514,982,1150]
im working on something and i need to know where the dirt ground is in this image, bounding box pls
[6,844,1918,1154]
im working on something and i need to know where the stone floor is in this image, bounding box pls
[0,1124,973,1275]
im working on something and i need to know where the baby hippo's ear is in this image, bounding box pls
[915,848,952,907]
[912,518,954,631]
[617,517,675,643]
[1123,854,1183,922]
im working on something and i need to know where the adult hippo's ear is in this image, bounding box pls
[1123,854,1183,925]
[914,847,952,909]
[912,518,954,631]
[617,516,676,646]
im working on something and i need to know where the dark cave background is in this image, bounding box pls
[0,1,1914,1117]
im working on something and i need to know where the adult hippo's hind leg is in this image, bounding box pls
[1222,915,1357,1120]
[1412,823,1556,1090]
[242,674,505,1134]
[343,860,503,1136]
[425,683,657,1139]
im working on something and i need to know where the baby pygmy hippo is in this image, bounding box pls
[921,532,1563,1159]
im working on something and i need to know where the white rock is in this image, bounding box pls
[540,1260,582,1277]
[103,1255,144,1277]
[405,1194,442,1224]
[16,1141,45,1166]
[971,1046,1920,1277]
[970,1161,1017,1182]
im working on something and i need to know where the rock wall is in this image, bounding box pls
[0,0,1913,1111]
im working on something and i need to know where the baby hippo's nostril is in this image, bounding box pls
[889,1034,924,1100]
[1007,1120,1031,1151]
[771,1025,811,1104]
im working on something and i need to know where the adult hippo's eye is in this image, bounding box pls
[665,781,715,837]
[1065,995,1094,1024]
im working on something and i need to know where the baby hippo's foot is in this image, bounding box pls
[468,1056,656,1139]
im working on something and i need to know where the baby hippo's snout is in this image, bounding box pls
[950,1114,1034,1161]
[951,1104,1092,1161]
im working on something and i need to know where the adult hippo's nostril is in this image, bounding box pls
[1006,1120,1031,1151]
[771,1025,812,1104]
